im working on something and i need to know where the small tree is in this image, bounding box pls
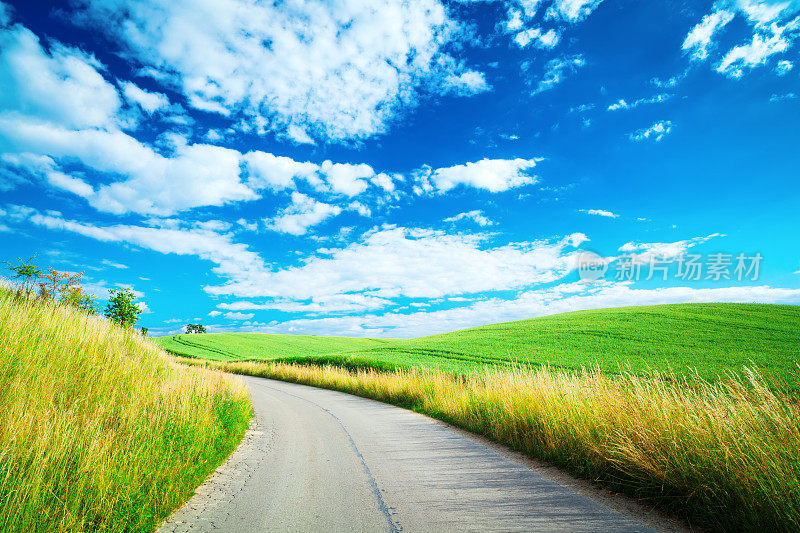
[141,327,149,336]
[186,323,207,334]
[104,288,142,329]
[4,256,42,296]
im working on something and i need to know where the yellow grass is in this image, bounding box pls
[0,291,251,532]
[192,358,800,532]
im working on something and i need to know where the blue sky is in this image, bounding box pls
[0,0,798,337]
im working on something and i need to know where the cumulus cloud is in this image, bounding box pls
[266,192,342,236]
[119,81,170,114]
[419,158,540,193]
[548,0,605,22]
[0,24,121,129]
[0,14,546,216]
[242,151,320,191]
[205,227,588,303]
[320,161,375,197]
[19,209,268,285]
[224,312,254,321]
[443,210,494,226]
[440,69,491,96]
[70,0,488,143]
[0,117,259,215]
[628,120,674,142]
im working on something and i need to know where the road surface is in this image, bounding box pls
[158,375,669,532]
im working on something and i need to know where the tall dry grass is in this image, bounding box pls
[194,358,800,532]
[0,291,250,532]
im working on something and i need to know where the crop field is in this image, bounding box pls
[156,303,800,380]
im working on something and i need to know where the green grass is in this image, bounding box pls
[0,289,251,532]
[157,303,800,380]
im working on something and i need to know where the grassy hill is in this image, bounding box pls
[156,303,800,380]
[0,289,250,532]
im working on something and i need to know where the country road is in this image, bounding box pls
[158,375,677,533]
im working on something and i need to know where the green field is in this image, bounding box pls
[156,303,800,380]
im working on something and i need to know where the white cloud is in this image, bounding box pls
[218,293,392,314]
[717,19,798,77]
[618,233,723,263]
[531,55,585,94]
[120,81,170,114]
[0,115,262,215]
[606,93,672,111]
[348,201,372,218]
[242,151,320,191]
[443,210,494,226]
[230,282,800,337]
[21,209,268,286]
[72,0,487,143]
[682,9,735,60]
[581,209,619,218]
[208,310,222,317]
[514,27,560,48]
[320,161,374,197]
[440,69,491,96]
[549,0,605,22]
[737,0,795,25]
[205,227,588,303]
[421,158,540,193]
[2,153,94,198]
[776,58,794,73]
[266,192,342,236]
[0,24,122,129]
[628,120,674,142]
[285,124,316,145]
[224,312,254,321]
[370,172,400,193]
[12,207,590,313]
[683,2,800,77]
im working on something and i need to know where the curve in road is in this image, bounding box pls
[159,375,670,532]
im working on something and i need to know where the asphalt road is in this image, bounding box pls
[158,375,664,533]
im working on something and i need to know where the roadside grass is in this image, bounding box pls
[184,358,800,532]
[155,303,800,381]
[0,290,251,532]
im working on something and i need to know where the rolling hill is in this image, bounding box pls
[156,303,800,380]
